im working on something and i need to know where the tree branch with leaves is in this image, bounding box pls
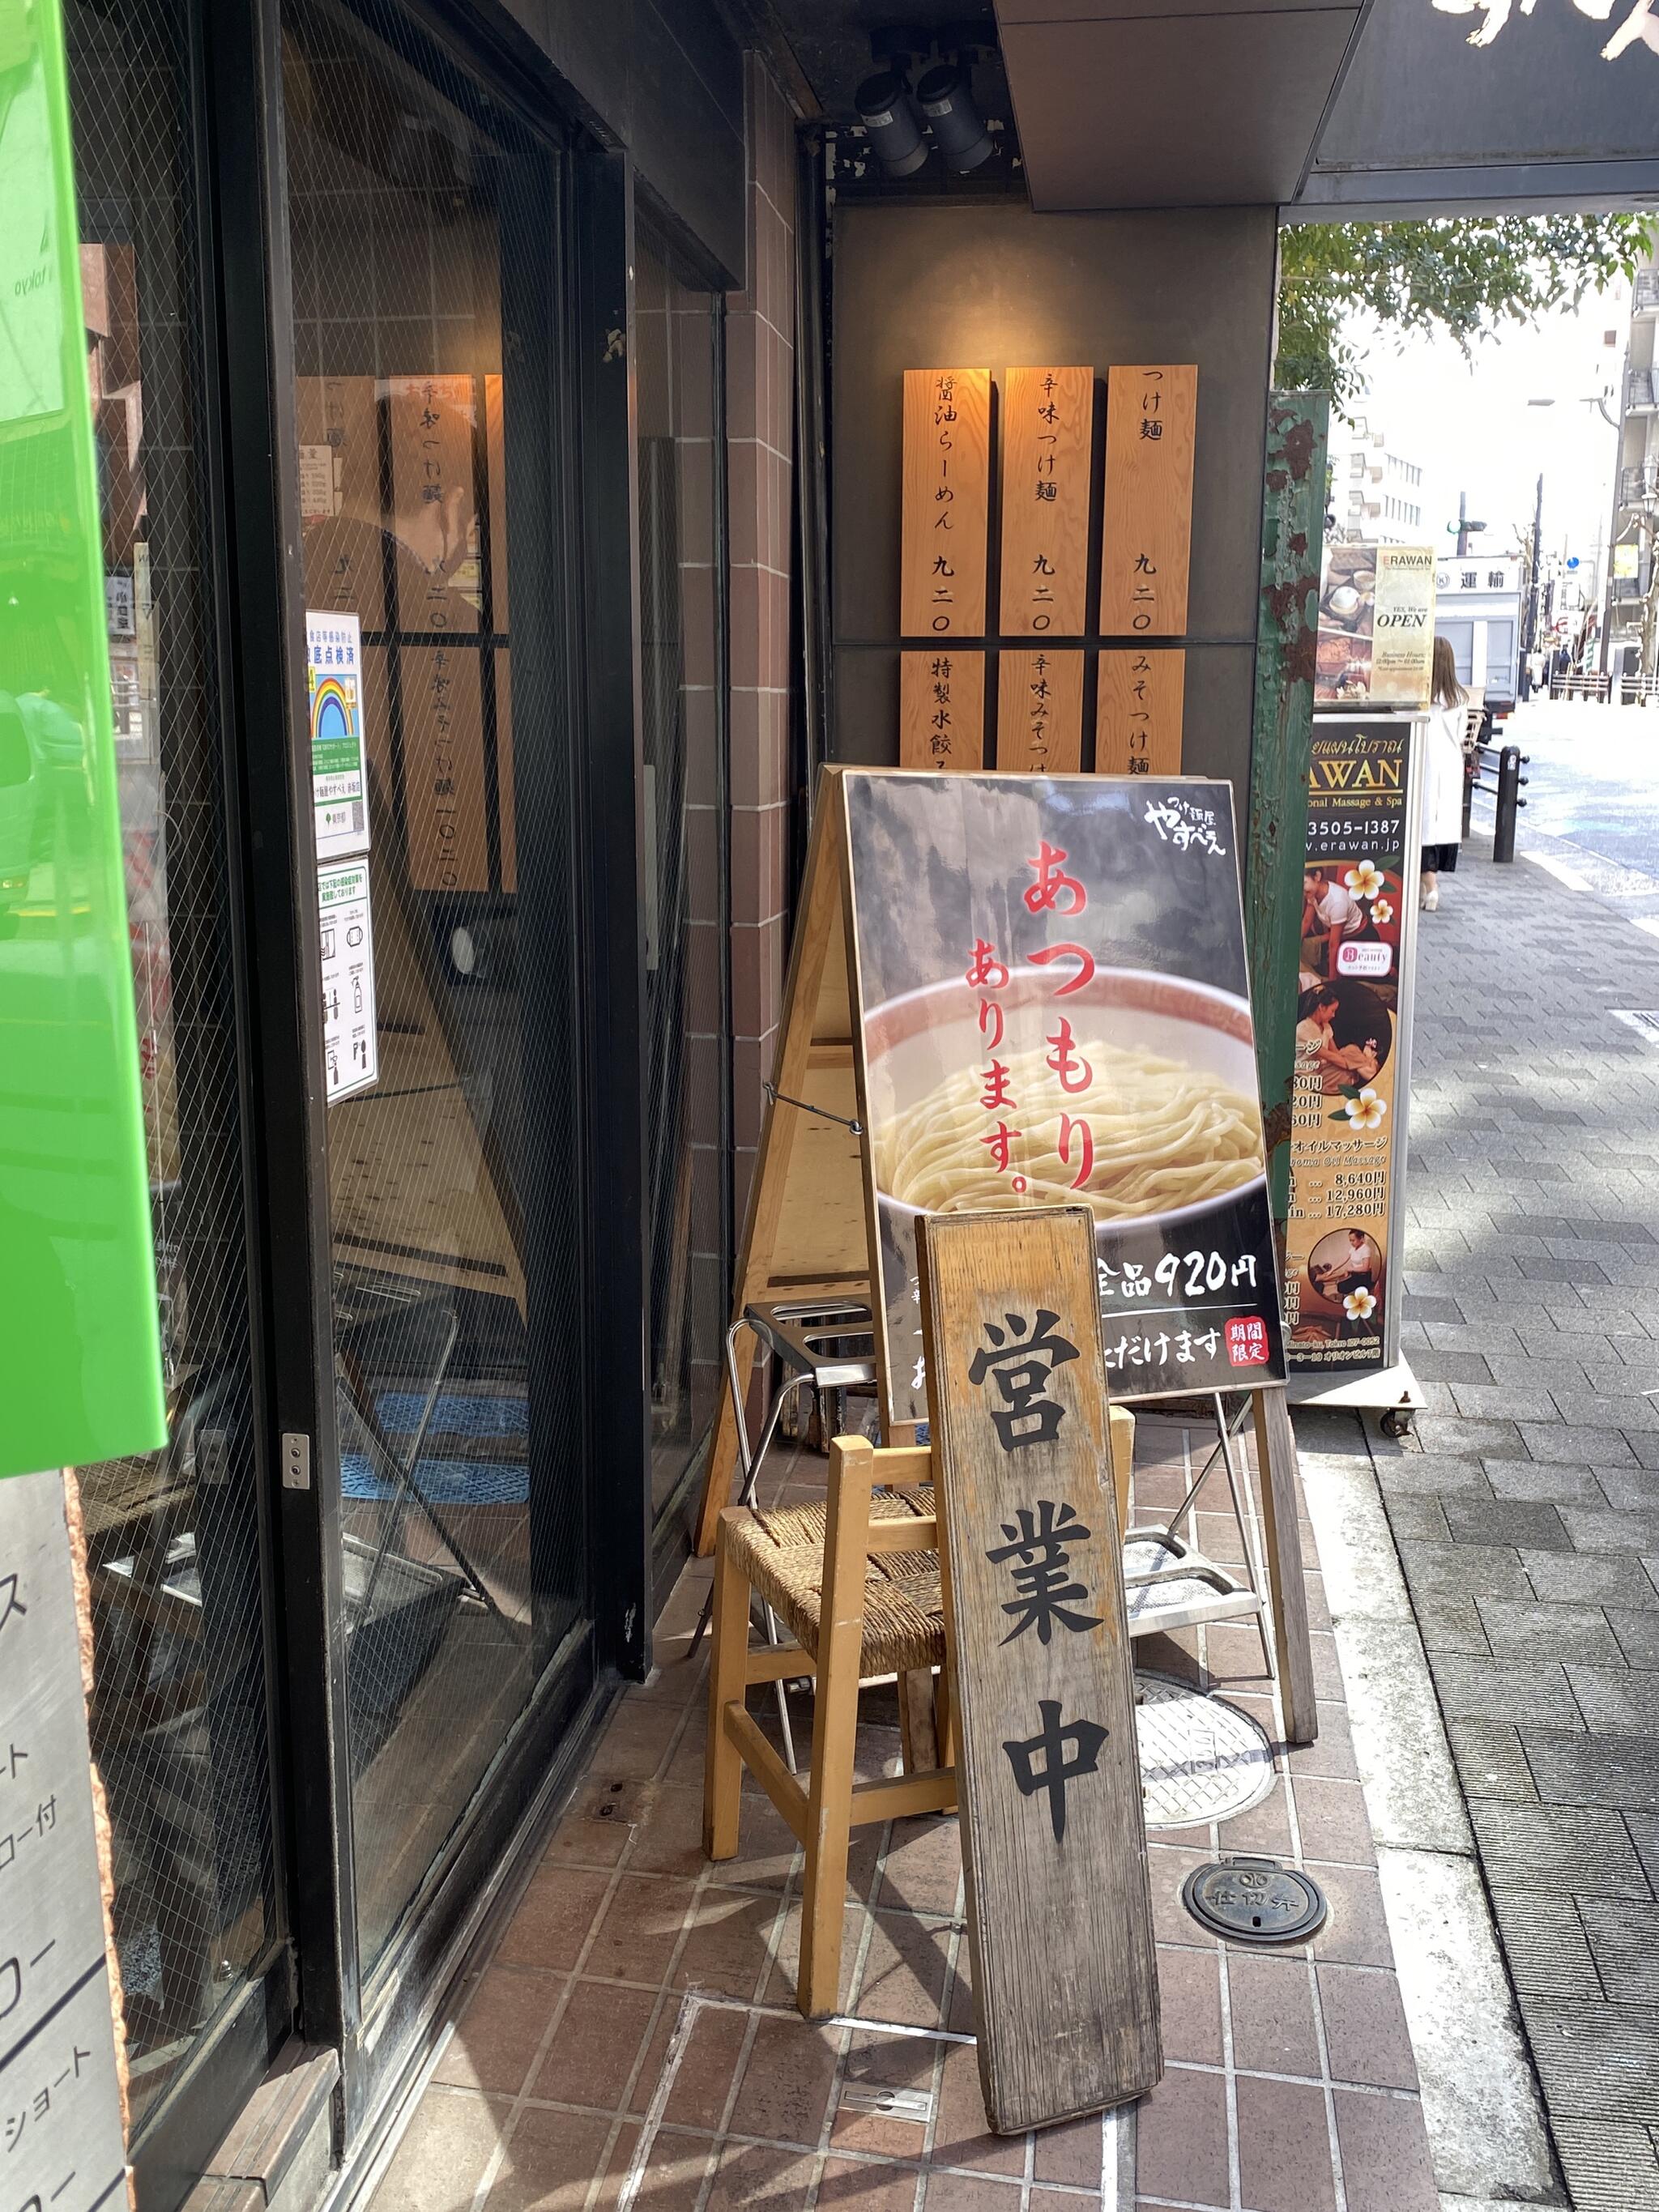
[1276,213,1656,417]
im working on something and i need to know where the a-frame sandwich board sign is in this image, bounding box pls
[694,769,870,1558]
[692,765,1316,1747]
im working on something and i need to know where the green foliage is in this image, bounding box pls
[1277,214,1657,415]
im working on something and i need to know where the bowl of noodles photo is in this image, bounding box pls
[864,965,1266,1246]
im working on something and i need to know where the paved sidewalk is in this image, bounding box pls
[364,1417,1438,2212]
[1381,842,1659,2212]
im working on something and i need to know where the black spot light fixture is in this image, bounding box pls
[853,21,1000,181]
[854,66,929,178]
[915,59,993,173]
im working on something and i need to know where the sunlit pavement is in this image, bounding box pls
[1386,817,1659,2212]
[1502,699,1659,921]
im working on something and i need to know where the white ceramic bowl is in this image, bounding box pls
[864,964,1266,1244]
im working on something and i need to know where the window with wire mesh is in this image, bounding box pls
[636,229,731,1523]
[66,0,279,2132]
[282,0,588,1969]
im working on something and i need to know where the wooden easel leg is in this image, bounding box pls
[1251,1385,1319,1747]
[932,1667,957,1814]
[696,1344,753,1558]
[1107,1404,1136,1536]
[703,1524,748,1860]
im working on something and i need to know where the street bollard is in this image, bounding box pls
[1493,744,1527,863]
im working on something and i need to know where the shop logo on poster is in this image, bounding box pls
[1337,940,1392,978]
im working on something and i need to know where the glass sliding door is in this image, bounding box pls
[279,0,590,1973]
[634,229,730,1525]
[64,0,287,2182]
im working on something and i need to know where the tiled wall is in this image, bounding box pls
[725,56,796,1240]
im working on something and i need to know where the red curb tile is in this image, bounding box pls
[1235,2073,1337,2212]
[1134,2065,1229,2208]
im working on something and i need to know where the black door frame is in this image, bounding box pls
[198,0,655,2163]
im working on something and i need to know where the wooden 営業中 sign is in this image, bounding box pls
[996,648,1083,773]
[917,1206,1160,2134]
[1097,647,1185,777]
[901,369,990,637]
[999,367,1092,637]
[901,649,985,770]
[1100,364,1196,637]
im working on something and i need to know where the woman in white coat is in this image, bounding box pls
[1421,636,1470,912]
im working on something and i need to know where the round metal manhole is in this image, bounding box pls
[1181,1858,1328,1946]
[1134,1670,1276,1831]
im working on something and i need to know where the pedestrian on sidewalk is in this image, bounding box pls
[1421,635,1469,913]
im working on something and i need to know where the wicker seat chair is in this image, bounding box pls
[703,1434,951,2018]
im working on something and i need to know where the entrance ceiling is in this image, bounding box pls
[758,0,1659,212]
[992,0,1368,210]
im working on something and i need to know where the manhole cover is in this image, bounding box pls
[1134,1671,1276,1830]
[1181,1857,1328,1946]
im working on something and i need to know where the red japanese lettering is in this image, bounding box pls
[1029,942,1096,996]
[1058,1113,1094,1191]
[978,998,1005,1052]
[980,1120,1021,1175]
[1045,1016,1094,1096]
[1022,841,1087,918]
[966,937,1010,989]
[980,1060,1016,1112]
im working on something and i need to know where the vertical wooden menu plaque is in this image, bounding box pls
[1100,364,1196,637]
[1097,648,1185,777]
[296,375,386,630]
[901,369,990,637]
[996,649,1083,773]
[999,367,1093,636]
[901,649,985,770]
[400,642,491,891]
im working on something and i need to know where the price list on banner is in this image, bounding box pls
[0,1474,129,2212]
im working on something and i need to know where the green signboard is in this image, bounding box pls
[0,0,165,1477]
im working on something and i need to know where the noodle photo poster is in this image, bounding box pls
[842,771,1286,1422]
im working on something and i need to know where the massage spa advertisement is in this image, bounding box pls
[842,771,1286,1421]
[1286,720,1410,1373]
[1315,544,1437,708]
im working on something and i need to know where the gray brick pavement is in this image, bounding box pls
[1372,846,1659,2211]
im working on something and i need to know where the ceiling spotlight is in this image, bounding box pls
[915,60,993,173]
[855,69,929,178]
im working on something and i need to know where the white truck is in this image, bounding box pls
[1434,557,1523,739]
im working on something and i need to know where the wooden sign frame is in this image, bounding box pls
[693,768,1316,1744]
[918,1204,1161,2133]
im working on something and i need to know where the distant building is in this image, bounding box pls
[1328,412,1431,545]
[1606,249,1659,678]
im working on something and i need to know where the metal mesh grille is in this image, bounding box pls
[281,0,586,1969]
[66,0,277,2134]
[636,233,729,1523]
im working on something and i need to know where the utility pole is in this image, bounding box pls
[1520,472,1544,680]
[1454,489,1486,559]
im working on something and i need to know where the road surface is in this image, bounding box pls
[1481,699,1659,929]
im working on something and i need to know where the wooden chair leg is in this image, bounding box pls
[799,1643,859,2018]
[898,1668,941,1774]
[703,1522,748,1862]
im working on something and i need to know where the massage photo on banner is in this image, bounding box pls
[839,771,1286,1421]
